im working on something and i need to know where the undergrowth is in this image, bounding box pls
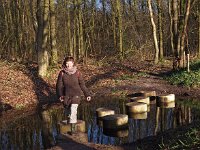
[165,60,200,88]
[159,127,200,150]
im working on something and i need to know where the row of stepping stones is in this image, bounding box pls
[96,91,176,137]
[59,91,175,137]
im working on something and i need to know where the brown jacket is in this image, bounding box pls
[56,70,90,104]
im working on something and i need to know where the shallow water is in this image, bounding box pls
[0,97,200,149]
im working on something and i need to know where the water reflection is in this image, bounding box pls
[0,97,200,148]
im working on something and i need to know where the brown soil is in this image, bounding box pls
[0,59,200,150]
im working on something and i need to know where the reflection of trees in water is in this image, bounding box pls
[0,98,196,148]
[0,107,63,149]
[40,107,63,149]
[174,103,192,126]
[82,97,127,145]
[0,115,43,149]
[154,103,192,134]
[81,97,194,145]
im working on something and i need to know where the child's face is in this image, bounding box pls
[66,61,74,69]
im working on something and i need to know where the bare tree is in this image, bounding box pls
[198,4,200,58]
[157,0,164,60]
[148,0,159,64]
[49,0,58,65]
[36,0,49,77]
[116,0,123,59]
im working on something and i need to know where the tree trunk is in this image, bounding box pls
[179,0,191,68]
[169,0,174,55]
[116,0,123,60]
[101,0,106,54]
[66,0,73,56]
[148,0,159,64]
[37,0,49,77]
[73,0,77,59]
[198,6,200,58]
[49,0,58,65]
[157,0,164,60]
[111,1,117,51]
[78,0,84,59]
[172,0,179,57]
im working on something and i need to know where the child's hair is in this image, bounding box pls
[62,56,75,67]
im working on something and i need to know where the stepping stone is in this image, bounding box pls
[59,120,86,134]
[139,90,156,97]
[96,107,115,118]
[130,96,150,105]
[103,128,129,137]
[102,114,128,130]
[128,91,156,104]
[126,102,148,113]
[127,112,148,120]
[157,94,175,103]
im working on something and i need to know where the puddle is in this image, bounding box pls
[0,97,200,149]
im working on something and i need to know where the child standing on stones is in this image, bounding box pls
[56,56,91,135]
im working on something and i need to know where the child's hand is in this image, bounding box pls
[86,96,91,102]
[59,96,64,102]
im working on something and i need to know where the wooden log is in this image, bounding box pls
[102,114,128,130]
[126,102,147,113]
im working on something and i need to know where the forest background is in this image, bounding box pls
[0,0,199,77]
[1,1,200,149]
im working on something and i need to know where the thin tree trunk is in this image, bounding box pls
[111,1,117,51]
[90,0,96,55]
[116,0,123,60]
[198,6,200,58]
[148,0,159,64]
[49,0,58,65]
[78,0,84,59]
[101,0,106,54]
[73,0,77,59]
[157,0,164,60]
[172,0,179,57]
[66,0,73,56]
[179,0,191,68]
[169,0,174,55]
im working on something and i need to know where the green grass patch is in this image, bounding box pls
[165,60,200,87]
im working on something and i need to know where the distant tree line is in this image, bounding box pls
[0,0,199,76]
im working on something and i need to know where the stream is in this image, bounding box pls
[0,96,200,149]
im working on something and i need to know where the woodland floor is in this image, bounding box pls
[0,59,200,150]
